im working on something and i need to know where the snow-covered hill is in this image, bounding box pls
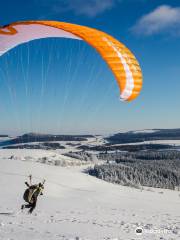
[0,149,93,167]
[2,130,180,153]
[0,150,180,240]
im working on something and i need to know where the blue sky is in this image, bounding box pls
[0,0,180,135]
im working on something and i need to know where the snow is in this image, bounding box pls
[132,129,158,134]
[0,137,13,142]
[0,149,91,167]
[0,149,180,239]
[0,136,107,155]
[142,139,180,146]
[112,139,180,147]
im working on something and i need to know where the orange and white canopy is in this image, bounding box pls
[0,21,143,101]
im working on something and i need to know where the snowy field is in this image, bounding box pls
[0,149,93,167]
[0,137,13,142]
[131,129,158,134]
[0,149,180,240]
[112,139,180,147]
[0,136,106,154]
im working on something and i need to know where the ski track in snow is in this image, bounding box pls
[0,150,180,240]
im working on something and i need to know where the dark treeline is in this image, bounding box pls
[88,150,180,190]
[106,129,180,144]
[0,133,91,147]
[98,150,180,161]
[3,142,65,150]
[79,144,174,152]
[64,151,97,162]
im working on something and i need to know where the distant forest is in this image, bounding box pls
[0,133,92,147]
[88,150,180,190]
[79,143,174,152]
[106,129,180,144]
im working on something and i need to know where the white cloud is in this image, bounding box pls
[40,0,118,17]
[66,0,116,17]
[132,5,180,36]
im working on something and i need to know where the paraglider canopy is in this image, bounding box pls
[0,20,143,101]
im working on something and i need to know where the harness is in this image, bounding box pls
[24,186,43,204]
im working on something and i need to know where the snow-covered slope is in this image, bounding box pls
[132,129,158,134]
[111,139,180,147]
[0,152,180,240]
[0,149,92,166]
[0,136,13,142]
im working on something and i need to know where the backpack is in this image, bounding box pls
[23,186,39,204]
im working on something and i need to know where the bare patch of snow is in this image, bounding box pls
[132,129,158,134]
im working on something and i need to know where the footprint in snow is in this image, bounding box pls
[120,221,125,225]
[71,219,77,222]
[56,211,61,214]
[144,223,153,229]
[0,222,5,227]
[57,219,64,222]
